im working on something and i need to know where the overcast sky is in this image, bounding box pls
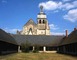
[0,0,77,35]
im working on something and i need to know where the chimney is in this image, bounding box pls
[66,30,68,37]
[74,28,77,31]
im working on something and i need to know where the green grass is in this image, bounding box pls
[0,52,77,60]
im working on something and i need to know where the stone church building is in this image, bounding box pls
[0,5,77,55]
[17,6,50,35]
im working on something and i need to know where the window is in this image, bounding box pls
[29,28,32,31]
[28,28,32,35]
[43,20,45,24]
[39,20,41,23]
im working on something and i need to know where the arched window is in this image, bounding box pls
[39,20,41,24]
[43,20,45,24]
[28,28,33,35]
[29,28,32,31]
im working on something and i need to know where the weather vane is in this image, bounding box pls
[40,5,43,12]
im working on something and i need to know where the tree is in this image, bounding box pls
[33,44,39,53]
[21,40,31,53]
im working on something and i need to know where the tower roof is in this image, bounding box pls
[24,19,36,26]
[38,5,46,15]
[38,12,46,15]
[37,5,46,19]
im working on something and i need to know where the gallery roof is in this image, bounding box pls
[0,29,18,45]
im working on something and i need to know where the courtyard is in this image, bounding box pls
[0,53,77,60]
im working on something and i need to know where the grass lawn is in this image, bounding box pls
[0,52,77,60]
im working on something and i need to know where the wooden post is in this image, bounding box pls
[18,46,21,53]
[32,46,35,51]
[43,46,46,52]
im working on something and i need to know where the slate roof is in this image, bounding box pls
[24,19,37,27]
[0,29,18,45]
[0,29,65,46]
[59,30,77,45]
[11,34,64,46]
[38,13,46,15]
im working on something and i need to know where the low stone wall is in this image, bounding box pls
[39,51,57,53]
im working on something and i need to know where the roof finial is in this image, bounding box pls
[40,5,43,12]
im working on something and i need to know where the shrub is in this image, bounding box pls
[33,44,39,53]
[21,40,31,53]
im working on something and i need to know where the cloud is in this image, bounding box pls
[61,3,74,10]
[2,0,7,3]
[62,0,71,2]
[51,32,65,35]
[3,28,21,34]
[39,0,77,11]
[63,9,77,22]
[40,1,77,22]
[61,1,77,10]
[49,24,59,30]
[39,1,62,11]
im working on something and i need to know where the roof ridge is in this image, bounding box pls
[24,19,36,26]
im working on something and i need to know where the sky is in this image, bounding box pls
[0,0,77,35]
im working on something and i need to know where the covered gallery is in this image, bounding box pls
[57,28,77,55]
[0,29,18,55]
[12,35,63,52]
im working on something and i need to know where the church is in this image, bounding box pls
[17,6,50,35]
[0,5,77,55]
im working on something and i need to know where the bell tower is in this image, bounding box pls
[37,5,50,35]
[37,5,47,25]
